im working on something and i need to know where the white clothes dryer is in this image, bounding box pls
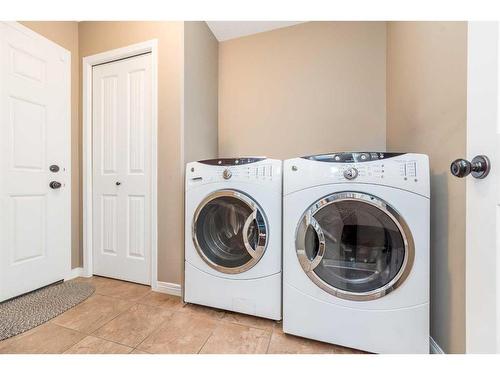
[283,152,430,353]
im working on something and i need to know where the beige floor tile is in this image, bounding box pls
[200,321,271,354]
[93,303,173,347]
[267,331,336,354]
[137,311,218,354]
[138,292,183,310]
[76,276,120,292]
[0,323,85,354]
[0,281,366,355]
[64,336,133,354]
[222,311,276,331]
[179,303,225,320]
[82,276,150,301]
[51,294,134,334]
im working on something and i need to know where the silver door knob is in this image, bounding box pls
[450,155,490,179]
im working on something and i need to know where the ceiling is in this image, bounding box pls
[205,21,305,41]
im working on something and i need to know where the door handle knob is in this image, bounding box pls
[49,164,60,172]
[450,155,491,179]
[116,181,121,186]
[49,181,62,189]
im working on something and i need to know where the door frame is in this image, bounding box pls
[82,40,158,289]
[466,22,499,353]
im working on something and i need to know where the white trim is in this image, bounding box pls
[466,21,500,354]
[430,337,445,354]
[152,281,182,297]
[82,40,159,288]
[180,24,186,301]
[65,267,86,281]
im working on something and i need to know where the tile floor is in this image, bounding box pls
[0,276,367,354]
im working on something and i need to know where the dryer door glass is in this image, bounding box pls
[296,192,414,301]
[193,190,268,274]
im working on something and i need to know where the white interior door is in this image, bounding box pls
[0,22,71,302]
[466,22,500,353]
[92,53,152,285]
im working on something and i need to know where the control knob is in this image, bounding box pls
[223,169,232,180]
[343,167,358,180]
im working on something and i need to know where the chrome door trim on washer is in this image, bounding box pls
[192,189,268,274]
[242,209,266,259]
[295,191,415,301]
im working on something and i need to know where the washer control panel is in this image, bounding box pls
[198,157,265,166]
[186,159,282,187]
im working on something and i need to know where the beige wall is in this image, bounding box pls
[184,21,219,163]
[386,21,467,353]
[78,22,185,284]
[20,22,81,268]
[218,22,387,159]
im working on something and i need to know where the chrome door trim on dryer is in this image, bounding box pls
[192,189,268,274]
[295,191,415,301]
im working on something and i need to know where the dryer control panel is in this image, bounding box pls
[302,152,404,163]
[332,159,420,182]
[285,153,430,197]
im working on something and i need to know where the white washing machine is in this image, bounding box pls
[283,152,429,353]
[184,157,282,320]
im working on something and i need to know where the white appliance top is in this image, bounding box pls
[284,152,430,198]
[186,157,282,189]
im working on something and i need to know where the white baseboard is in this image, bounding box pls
[152,281,182,297]
[430,337,445,354]
[65,267,84,280]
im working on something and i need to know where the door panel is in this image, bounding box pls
[128,70,146,174]
[0,22,71,301]
[128,195,145,259]
[10,97,46,170]
[101,194,117,255]
[92,53,152,284]
[11,195,46,264]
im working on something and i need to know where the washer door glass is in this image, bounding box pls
[193,190,267,274]
[296,192,414,301]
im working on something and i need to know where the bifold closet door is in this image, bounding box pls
[0,22,71,302]
[92,53,152,285]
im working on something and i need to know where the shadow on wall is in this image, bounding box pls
[429,171,452,352]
